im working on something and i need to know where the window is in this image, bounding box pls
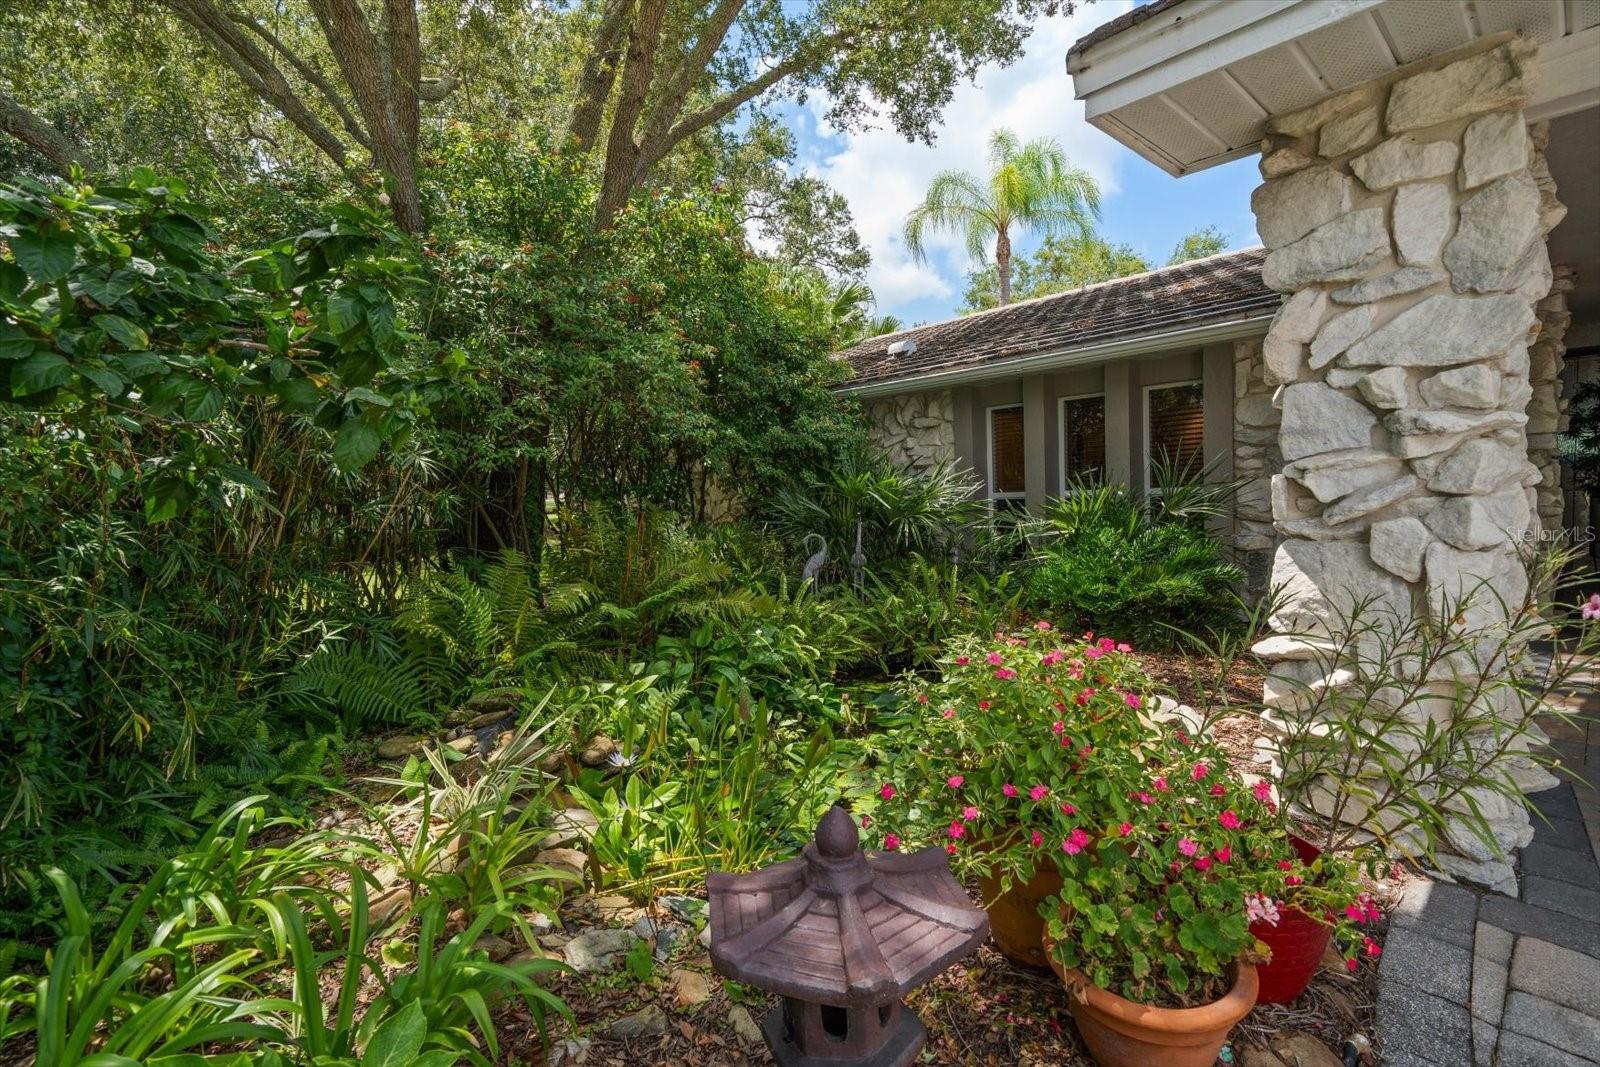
[987,405,1025,502]
[1058,394,1106,492]
[1144,381,1205,492]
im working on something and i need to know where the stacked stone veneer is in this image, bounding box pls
[866,390,955,474]
[1234,336,1281,597]
[1529,261,1573,537]
[1251,39,1567,891]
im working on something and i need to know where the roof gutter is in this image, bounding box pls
[836,311,1275,397]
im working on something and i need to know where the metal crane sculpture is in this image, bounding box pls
[851,520,867,590]
[801,533,828,591]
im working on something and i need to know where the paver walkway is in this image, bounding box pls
[1375,670,1600,1067]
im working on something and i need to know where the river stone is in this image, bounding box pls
[1332,267,1445,305]
[1350,135,1459,190]
[1253,167,1353,249]
[1427,438,1528,495]
[1425,488,1529,550]
[1342,293,1534,367]
[1419,364,1498,408]
[1280,381,1381,462]
[1357,366,1410,409]
[563,928,637,973]
[1262,209,1390,291]
[1445,173,1541,294]
[1460,111,1530,190]
[606,1005,667,1040]
[1319,105,1380,157]
[1322,474,1423,525]
[1309,305,1374,369]
[1370,516,1432,581]
[1268,539,1413,637]
[1393,183,1453,267]
[1386,41,1535,133]
[1285,448,1405,503]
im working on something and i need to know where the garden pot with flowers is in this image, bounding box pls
[856,622,1186,969]
[1247,830,1381,1003]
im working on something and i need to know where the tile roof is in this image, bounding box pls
[835,246,1277,391]
[1067,0,1192,64]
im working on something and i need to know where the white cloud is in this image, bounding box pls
[804,2,1136,317]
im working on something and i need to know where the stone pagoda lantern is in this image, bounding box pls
[708,804,989,1066]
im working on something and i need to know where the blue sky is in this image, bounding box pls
[777,1,1262,327]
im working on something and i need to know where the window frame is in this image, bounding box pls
[1142,379,1205,496]
[986,403,1027,502]
[1057,391,1107,497]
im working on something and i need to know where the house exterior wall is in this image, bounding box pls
[1249,37,1565,891]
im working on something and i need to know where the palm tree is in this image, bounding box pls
[903,128,1101,306]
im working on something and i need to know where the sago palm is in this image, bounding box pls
[903,128,1101,306]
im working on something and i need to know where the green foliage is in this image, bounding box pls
[962,232,1150,312]
[1167,225,1229,265]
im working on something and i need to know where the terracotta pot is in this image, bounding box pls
[1050,960,1259,1067]
[976,862,1062,969]
[1252,834,1333,1005]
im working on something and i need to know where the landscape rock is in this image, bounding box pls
[1357,366,1410,410]
[1350,135,1458,190]
[729,1005,764,1045]
[376,736,425,759]
[1269,1033,1344,1067]
[1342,293,1534,367]
[606,1005,667,1041]
[1386,41,1535,133]
[1427,438,1528,495]
[474,934,517,961]
[1252,167,1353,249]
[1284,448,1405,503]
[1460,110,1530,189]
[1331,266,1444,305]
[1240,1047,1289,1067]
[579,733,619,767]
[369,886,413,928]
[545,807,599,846]
[445,734,478,754]
[1319,105,1380,157]
[1369,516,1432,581]
[562,928,637,973]
[1262,209,1390,291]
[1419,364,1497,408]
[1279,382,1380,462]
[1444,173,1542,294]
[1268,539,1412,637]
[1321,474,1422,525]
[670,968,712,1008]
[1308,305,1374,369]
[1424,488,1529,550]
[535,848,589,880]
[548,1038,592,1066]
[1392,182,1453,267]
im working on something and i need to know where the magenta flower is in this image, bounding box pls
[1062,828,1090,855]
[994,667,1017,680]
[1075,688,1094,706]
[946,775,965,789]
[1194,855,1214,871]
[1209,783,1227,798]
[1152,776,1169,793]
[1123,692,1140,709]
[1135,792,1155,805]
[1035,619,1052,630]
[986,652,1004,666]
[1051,720,1066,735]
[1030,830,1043,848]
[1584,593,1600,621]
[1215,845,1232,864]
[961,805,980,821]
[1002,783,1019,798]
[883,833,900,851]
[941,708,956,719]
[1191,763,1209,781]
[1040,650,1064,666]
[1252,780,1274,803]
[1218,810,1241,830]
[947,821,966,840]
[1060,802,1076,816]
[1084,646,1103,660]
[860,814,872,827]
[955,655,970,666]
[1028,784,1049,802]
[879,783,897,800]
[1177,838,1199,857]
[1118,822,1134,837]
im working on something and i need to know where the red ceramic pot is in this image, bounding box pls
[1251,834,1335,1005]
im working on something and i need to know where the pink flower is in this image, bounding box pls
[946,843,958,855]
[1253,780,1274,803]
[1209,783,1226,797]
[1194,855,1214,871]
[1062,828,1090,855]
[1277,860,1294,871]
[1286,874,1303,887]
[860,814,872,828]
[1135,792,1155,805]
[986,652,1004,666]
[978,700,991,710]
[947,821,966,840]
[1124,692,1140,709]
[1363,936,1382,958]
[946,775,965,789]
[1075,688,1095,706]
[994,667,1017,680]
[1084,646,1104,660]
[1035,620,1052,631]
[1345,904,1364,922]
[916,693,929,704]
[1117,643,1132,653]
[879,783,897,800]
[1041,650,1064,666]
[1119,822,1134,837]
[883,833,900,851]
[1030,830,1043,848]
[1051,720,1065,736]
[1098,637,1115,652]
[1215,845,1232,864]
[941,708,956,719]
[1152,776,1169,793]
[961,805,980,821]
[1245,893,1281,927]
[1191,763,1209,781]
[1177,838,1199,857]
[1219,810,1241,830]
[1060,802,1076,816]
[1584,594,1600,621]
[955,655,970,666]
[1346,958,1358,974]
[1029,784,1049,802]
[1002,783,1019,798]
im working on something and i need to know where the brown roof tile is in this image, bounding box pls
[1067,0,1193,64]
[835,246,1275,390]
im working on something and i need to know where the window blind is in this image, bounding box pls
[1062,395,1106,486]
[990,406,1025,496]
[1147,382,1205,484]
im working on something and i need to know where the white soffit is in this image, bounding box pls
[1068,0,1600,176]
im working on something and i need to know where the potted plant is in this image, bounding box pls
[856,622,1181,967]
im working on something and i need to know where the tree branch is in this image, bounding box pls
[595,0,668,225]
[634,0,747,157]
[567,0,633,153]
[226,6,372,151]
[0,90,96,174]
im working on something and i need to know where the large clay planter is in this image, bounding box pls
[976,862,1062,969]
[1252,834,1334,1005]
[1049,959,1259,1067]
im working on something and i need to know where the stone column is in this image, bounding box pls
[1233,335,1280,598]
[1250,39,1565,890]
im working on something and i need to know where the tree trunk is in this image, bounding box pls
[594,0,668,226]
[996,227,1012,306]
[0,91,96,174]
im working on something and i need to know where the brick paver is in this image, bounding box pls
[1372,648,1600,1065]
